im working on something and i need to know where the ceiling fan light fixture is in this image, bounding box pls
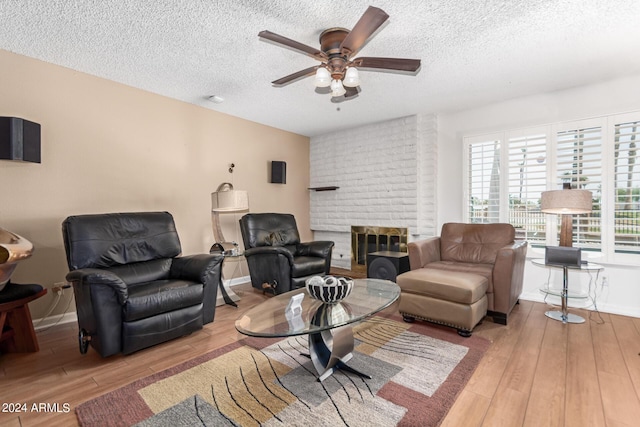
[343,67,360,87]
[313,67,332,87]
[330,79,346,97]
[259,7,420,102]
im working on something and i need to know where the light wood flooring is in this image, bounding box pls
[1,281,640,427]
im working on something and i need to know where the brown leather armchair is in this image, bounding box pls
[397,223,527,335]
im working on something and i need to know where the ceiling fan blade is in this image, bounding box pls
[259,30,326,61]
[271,66,319,87]
[352,57,421,72]
[340,6,389,56]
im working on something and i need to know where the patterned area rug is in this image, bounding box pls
[76,316,490,426]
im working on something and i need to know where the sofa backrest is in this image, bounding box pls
[239,213,301,253]
[62,211,181,270]
[440,223,515,264]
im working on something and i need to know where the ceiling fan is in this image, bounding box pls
[258,6,421,100]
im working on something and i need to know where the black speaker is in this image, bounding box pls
[270,161,286,184]
[367,251,410,281]
[545,246,582,267]
[0,117,41,163]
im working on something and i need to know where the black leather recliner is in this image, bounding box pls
[239,213,334,295]
[62,212,223,357]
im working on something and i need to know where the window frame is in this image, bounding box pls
[463,111,640,264]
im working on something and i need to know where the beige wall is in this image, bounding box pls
[0,50,311,319]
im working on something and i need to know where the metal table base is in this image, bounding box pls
[544,265,585,324]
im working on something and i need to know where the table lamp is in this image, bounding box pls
[540,184,592,247]
[211,182,249,245]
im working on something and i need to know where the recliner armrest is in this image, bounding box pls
[408,237,441,269]
[297,241,334,258]
[491,240,528,313]
[244,246,295,263]
[66,268,128,305]
[170,253,223,325]
[170,254,224,284]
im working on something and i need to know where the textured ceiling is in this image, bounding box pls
[1,0,640,136]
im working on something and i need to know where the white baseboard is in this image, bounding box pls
[519,291,640,318]
[33,312,78,331]
[226,275,250,287]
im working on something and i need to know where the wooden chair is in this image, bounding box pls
[0,282,46,353]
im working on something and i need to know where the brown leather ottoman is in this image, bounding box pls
[396,268,488,336]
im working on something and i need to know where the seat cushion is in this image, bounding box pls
[123,280,203,322]
[425,261,494,292]
[0,282,44,304]
[397,268,487,305]
[107,259,172,285]
[291,256,327,278]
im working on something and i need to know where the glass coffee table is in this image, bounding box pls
[235,278,400,382]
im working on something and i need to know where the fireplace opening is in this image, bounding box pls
[350,226,408,273]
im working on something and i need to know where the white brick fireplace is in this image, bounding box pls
[310,114,438,269]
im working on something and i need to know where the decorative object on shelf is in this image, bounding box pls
[305,275,353,304]
[211,181,249,245]
[0,117,41,163]
[258,6,420,101]
[541,183,592,247]
[0,228,34,292]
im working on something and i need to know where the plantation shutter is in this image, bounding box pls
[613,120,640,254]
[556,127,602,248]
[507,133,547,244]
[467,140,501,223]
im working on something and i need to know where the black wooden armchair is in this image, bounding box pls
[62,212,223,357]
[239,213,334,295]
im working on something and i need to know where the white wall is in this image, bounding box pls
[310,114,437,269]
[438,73,640,317]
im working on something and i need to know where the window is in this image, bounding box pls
[614,120,640,253]
[464,111,640,262]
[507,132,547,244]
[556,126,602,248]
[467,139,501,224]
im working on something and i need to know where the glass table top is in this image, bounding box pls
[531,258,604,271]
[235,278,400,338]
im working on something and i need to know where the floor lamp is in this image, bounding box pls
[211,182,249,307]
[540,185,592,323]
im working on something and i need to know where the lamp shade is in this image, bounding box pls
[343,67,360,87]
[540,189,592,214]
[211,183,249,212]
[330,79,346,97]
[313,67,331,88]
